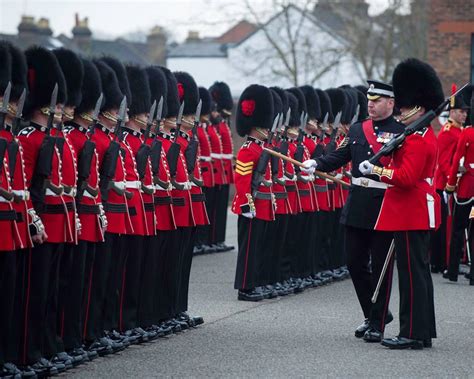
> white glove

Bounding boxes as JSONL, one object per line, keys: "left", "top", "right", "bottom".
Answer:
{"left": 242, "top": 211, "right": 256, "bottom": 219}
{"left": 75, "top": 213, "right": 82, "bottom": 235}
{"left": 358, "top": 160, "right": 374, "bottom": 175}
{"left": 301, "top": 159, "right": 317, "bottom": 174}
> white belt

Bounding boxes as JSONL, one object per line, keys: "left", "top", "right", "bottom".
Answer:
{"left": 83, "top": 190, "right": 96, "bottom": 199}
{"left": 352, "top": 177, "right": 389, "bottom": 189}
{"left": 45, "top": 188, "right": 62, "bottom": 197}
{"left": 142, "top": 184, "right": 155, "bottom": 191}
{"left": 211, "top": 153, "right": 222, "bottom": 159}
{"left": 173, "top": 181, "right": 192, "bottom": 190}
{"left": 12, "top": 189, "right": 30, "bottom": 201}
{"left": 125, "top": 180, "right": 141, "bottom": 189}
{"left": 427, "top": 193, "right": 435, "bottom": 228}
{"left": 63, "top": 186, "right": 77, "bottom": 197}
{"left": 0, "top": 196, "right": 11, "bottom": 202}
{"left": 469, "top": 163, "right": 474, "bottom": 169}
{"left": 283, "top": 175, "right": 296, "bottom": 182}
{"left": 111, "top": 181, "right": 126, "bottom": 190}
{"left": 222, "top": 154, "right": 233, "bottom": 160}
{"left": 200, "top": 156, "right": 212, "bottom": 162}
{"left": 424, "top": 178, "right": 433, "bottom": 186}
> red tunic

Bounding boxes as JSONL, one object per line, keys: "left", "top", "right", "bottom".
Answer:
{"left": 197, "top": 124, "right": 214, "bottom": 188}
{"left": 207, "top": 124, "right": 225, "bottom": 185}
{"left": 64, "top": 124, "right": 104, "bottom": 242}
{"left": 375, "top": 126, "right": 441, "bottom": 231}
{"left": 281, "top": 139, "right": 300, "bottom": 215}
{"left": 289, "top": 141, "right": 316, "bottom": 212}
{"left": 219, "top": 121, "right": 234, "bottom": 184}
{"left": 435, "top": 120, "right": 463, "bottom": 191}
{"left": 232, "top": 137, "right": 275, "bottom": 221}
{"left": 270, "top": 141, "right": 291, "bottom": 215}
{"left": 446, "top": 125, "right": 474, "bottom": 198}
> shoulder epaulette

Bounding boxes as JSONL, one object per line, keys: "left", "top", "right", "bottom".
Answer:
{"left": 415, "top": 127, "right": 428, "bottom": 137}
{"left": 242, "top": 140, "right": 252, "bottom": 149}
{"left": 18, "top": 126, "right": 35, "bottom": 137}
{"left": 62, "top": 125, "right": 74, "bottom": 134}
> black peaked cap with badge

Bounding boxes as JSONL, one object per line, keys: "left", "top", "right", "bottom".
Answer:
{"left": 236, "top": 84, "right": 273, "bottom": 137}
{"left": 366, "top": 80, "right": 394, "bottom": 101}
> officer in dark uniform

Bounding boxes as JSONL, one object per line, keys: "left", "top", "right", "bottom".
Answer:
{"left": 303, "top": 80, "right": 403, "bottom": 342}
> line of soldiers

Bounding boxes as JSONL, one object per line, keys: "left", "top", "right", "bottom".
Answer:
{"left": 0, "top": 41, "right": 236, "bottom": 378}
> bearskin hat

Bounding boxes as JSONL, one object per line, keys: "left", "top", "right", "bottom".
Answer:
{"left": 270, "top": 87, "right": 289, "bottom": 116}
{"left": 173, "top": 71, "right": 199, "bottom": 116}
{"left": 209, "top": 81, "right": 233, "bottom": 114}
{"left": 236, "top": 84, "right": 273, "bottom": 137}
{"left": 145, "top": 66, "right": 167, "bottom": 119}
{"left": 355, "top": 88, "right": 369, "bottom": 122}
{"left": 299, "top": 85, "right": 320, "bottom": 121}
{"left": 355, "top": 85, "right": 368, "bottom": 95}
{"left": 392, "top": 58, "right": 444, "bottom": 112}
{"left": 315, "top": 88, "right": 333, "bottom": 123}
{"left": 7, "top": 43, "right": 28, "bottom": 102}
{"left": 325, "top": 88, "right": 346, "bottom": 122}
{"left": 94, "top": 60, "right": 123, "bottom": 111}
{"left": 270, "top": 89, "right": 282, "bottom": 118}
{"left": 100, "top": 56, "right": 132, "bottom": 106}
{"left": 76, "top": 58, "right": 102, "bottom": 115}
{"left": 285, "top": 90, "right": 299, "bottom": 127}
{"left": 24, "top": 46, "right": 67, "bottom": 117}
{"left": 160, "top": 67, "right": 179, "bottom": 118}
{"left": 0, "top": 42, "right": 12, "bottom": 96}
{"left": 286, "top": 87, "right": 307, "bottom": 119}
{"left": 338, "top": 86, "right": 354, "bottom": 124}
{"left": 346, "top": 87, "right": 360, "bottom": 124}
{"left": 126, "top": 65, "right": 151, "bottom": 117}
{"left": 199, "top": 87, "right": 212, "bottom": 116}
{"left": 53, "top": 48, "right": 83, "bottom": 108}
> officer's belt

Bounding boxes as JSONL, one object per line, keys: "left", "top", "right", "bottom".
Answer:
{"left": 254, "top": 191, "right": 272, "bottom": 200}
{"left": 171, "top": 197, "right": 185, "bottom": 206}
{"left": 285, "top": 184, "right": 297, "bottom": 192}
{"left": 273, "top": 192, "right": 288, "bottom": 199}
{"left": 314, "top": 185, "right": 328, "bottom": 193}
{"left": 104, "top": 203, "right": 127, "bottom": 214}
{"left": 191, "top": 193, "right": 206, "bottom": 202}
{"left": 0, "top": 209, "right": 18, "bottom": 220}
{"left": 77, "top": 203, "right": 101, "bottom": 215}
{"left": 144, "top": 202, "right": 155, "bottom": 212}
{"left": 43, "top": 201, "right": 74, "bottom": 214}
{"left": 352, "top": 177, "right": 389, "bottom": 190}
{"left": 154, "top": 196, "right": 172, "bottom": 206}
{"left": 298, "top": 189, "right": 311, "bottom": 197}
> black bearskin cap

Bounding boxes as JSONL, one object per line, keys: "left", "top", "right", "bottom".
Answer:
{"left": 285, "top": 91, "right": 299, "bottom": 127}
{"left": 126, "top": 65, "right": 151, "bottom": 117}
{"left": 0, "top": 42, "right": 11, "bottom": 96}
{"left": 270, "top": 89, "right": 282, "bottom": 118}
{"left": 325, "top": 88, "right": 346, "bottom": 121}
{"left": 94, "top": 60, "right": 123, "bottom": 111}
{"left": 315, "top": 88, "right": 333, "bottom": 123}
{"left": 100, "top": 56, "right": 131, "bottom": 106}
{"left": 53, "top": 48, "right": 84, "bottom": 108}
{"left": 345, "top": 87, "right": 359, "bottom": 124}
{"left": 145, "top": 66, "right": 167, "bottom": 119}
{"left": 299, "top": 85, "right": 320, "bottom": 120}
{"left": 355, "top": 89, "right": 368, "bottom": 122}
{"left": 160, "top": 66, "right": 179, "bottom": 118}
{"left": 7, "top": 43, "right": 28, "bottom": 101}
{"left": 236, "top": 84, "right": 273, "bottom": 137}
{"left": 24, "top": 46, "right": 67, "bottom": 116}
{"left": 199, "top": 87, "right": 212, "bottom": 116}
{"left": 355, "top": 85, "right": 368, "bottom": 95}
{"left": 338, "top": 86, "right": 353, "bottom": 124}
{"left": 392, "top": 58, "right": 444, "bottom": 112}
{"left": 76, "top": 58, "right": 102, "bottom": 115}
{"left": 286, "top": 87, "right": 307, "bottom": 118}
{"left": 270, "top": 87, "right": 289, "bottom": 115}
{"left": 209, "top": 81, "right": 233, "bottom": 113}
{"left": 173, "top": 71, "right": 199, "bottom": 116}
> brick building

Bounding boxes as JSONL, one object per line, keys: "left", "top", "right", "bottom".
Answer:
{"left": 428, "top": 0, "right": 474, "bottom": 91}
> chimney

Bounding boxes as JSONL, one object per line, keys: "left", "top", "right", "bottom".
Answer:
{"left": 72, "top": 13, "right": 92, "bottom": 51}
{"left": 146, "top": 26, "right": 167, "bottom": 66}
{"left": 37, "top": 17, "right": 53, "bottom": 36}
{"left": 186, "top": 30, "right": 200, "bottom": 42}
{"left": 18, "top": 15, "right": 38, "bottom": 36}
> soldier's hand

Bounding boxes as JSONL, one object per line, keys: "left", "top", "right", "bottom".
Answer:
{"left": 242, "top": 211, "right": 256, "bottom": 219}
{"left": 358, "top": 160, "right": 374, "bottom": 175}
{"left": 301, "top": 159, "right": 317, "bottom": 174}
{"left": 32, "top": 231, "right": 48, "bottom": 244}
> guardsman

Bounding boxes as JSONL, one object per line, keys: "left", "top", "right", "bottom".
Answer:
{"left": 209, "top": 81, "right": 234, "bottom": 253}
{"left": 358, "top": 58, "right": 443, "bottom": 349}
{"left": 61, "top": 57, "right": 105, "bottom": 362}
{"left": 444, "top": 88, "right": 473, "bottom": 284}
{"left": 304, "top": 80, "right": 403, "bottom": 342}
{"left": 233, "top": 84, "right": 275, "bottom": 301}
{"left": 432, "top": 85, "right": 469, "bottom": 273}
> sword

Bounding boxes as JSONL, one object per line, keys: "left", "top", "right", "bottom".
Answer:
{"left": 371, "top": 239, "right": 395, "bottom": 304}
{"left": 0, "top": 82, "right": 12, "bottom": 130}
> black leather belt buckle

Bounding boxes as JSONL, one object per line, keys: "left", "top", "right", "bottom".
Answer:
{"left": 191, "top": 193, "right": 206, "bottom": 202}
{"left": 104, "top": 203, "right": 127, "bottom": 214}
{"left": 171, "top": 197, "right": 185, "bottom": 206}
{"left": 0, "top": 210, "right": 18, "bottom": 221}
{"left": 77, "top": 204, "right": 100, "bottom": 215}
{"left": 298, "top": 189, "right": 310, "bottom": 197}
{"left": 154, "top": 196, "right": 172, "bottom": 206}
{"left": 144, "top": 202, "right": 155, "bottom": 212}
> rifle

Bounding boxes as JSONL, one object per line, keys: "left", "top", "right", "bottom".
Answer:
{"left": 167, "top": 102, "right": 186, "bottom": 190}
{"left": 76, "top": 94, "right": 103, "bottom": 202}
{"left": 184, "top": 99, "right": 203, "bottom": 186}
{"left": 368, "top": 82, "right": 469, "bottom": 165}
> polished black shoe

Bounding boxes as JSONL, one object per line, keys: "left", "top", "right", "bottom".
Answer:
{"left": 363, "top": 328, "right": 383, "bottom": 342}
{"left": 67, "top": 348, "right": 88, "bottom": 366}
{"left": 86, "top": 339, "right": 113, "bottom": 356}
{"left": 106, "top": 330, "right": 132, "bottom": 347}
{"left": 203, "top": 244, "right": 218, "bottom": 254}
{"left": 465, "top": 272, "right": 473, "bottom": 280}
{"left": 215, "top": 242, "right": 234, "bottom": 252}
{"left": 193, "top": 245, "right": 204, "bottom": 255}
{"left": 381, "top": 336, "right": 424, "bottom": 350}
{"left": 28, "top": 359, "right": 55, "bottom": 377}
{"left": 12, "top": 364, "right": 36, "bottom": 379}
{"left": 1, "top": 363, "right": 22, "bottom": 379}
{"left": 264, "top": 285, "right": 279, "bottom": 299}
{"left": 51, "top": 352, "right": 73, "bottom": 370}
{"left": 355, "top": 319, "right": 370, "bottom": 338}
{"left": 99, "top": 336, "right": 126, "bottom": 352}
{"left": 179, "top": 312, "right": 204, "bottom": 327}
{"left": 238, "top": 288, "right": 264, "bottom": 301}
{"left": 442, "top": 271, "right": 458, "bottom": 282}
{"left": 423, "top": 338, "right": 432, "bottom": 348}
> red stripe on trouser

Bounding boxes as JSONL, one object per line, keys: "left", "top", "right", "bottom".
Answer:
{"left": 22, "top": 249, "right": 32, "bottom": 364}
{"left": 83, "top": 266, "right": 94, "bottom": 339}
{"left": 380, "top": 253, "right": 394, "bottom": 332}
{"left": 405, "top": 232, "right": 414, "bottom": 338}
{"left": 119, "top": 267, "right": 127, "bottom": 331}
{"left": 242, "top": 219, "right": 253, "bottom": 288}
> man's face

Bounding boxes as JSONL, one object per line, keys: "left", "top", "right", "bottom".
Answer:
{"left": 368, "top": 97, "right": 394, "bottom": 121}
{"left": 449, "top": 109, "right": 467, "bottom": 125}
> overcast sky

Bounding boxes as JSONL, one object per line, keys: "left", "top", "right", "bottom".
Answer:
{"left": 0, "top": 0, "right": 393, "bottom": 42}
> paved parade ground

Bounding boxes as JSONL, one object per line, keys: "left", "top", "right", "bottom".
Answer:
{"left": 70, "top": 213, "right": 473, "bottom": 378}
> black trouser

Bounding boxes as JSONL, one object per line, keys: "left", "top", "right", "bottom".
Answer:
{"left": 311, "top": 212, "right": 322, "bottom": 275}
{"left": 137, "top": 235, "right": 158, "bottom": 328}
{"left": 448, "top": 199, "right": 472, "bottom": 277}
{"left": 234, "top": 216, "right": 268, "bottom": 290}
{"left": 295, "top": 212, "right": 315, "bottom": 279}
{"left": 318, "top": 210, "right": 333, "bottom": 272}
{"left": 431, "top": 189, "right": 448, "bottom": 271}
{"left": 176, "top": 227, "right": 196, "bottom": 314}
{"left": 58, "top": 241, "right": 91, "bottom": 352}
{"left": 345, "top": 226, "right": 394, "bottom": 332}
{"left": 329, "top": 208, "right": 342, "bottom": 269}
{"left": 0, "top": 250, "right": 16, "bottom": 365}
{"left": 214, "top": 184, "right": 229, "bottom": 244}
{"left": 394, "top": 231, "right": 436, "bottom": 340}
{"left": 262, "top": 214, "right": 289, "bottom": 285}
{"left": 20, "top": 242, "right": 62, "bottom": 365}
{"left": 280, "top": 214, "right": 297, "bottom": 282}
{"left": 196, "top": 186, "right": 214, "bottom": 247}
